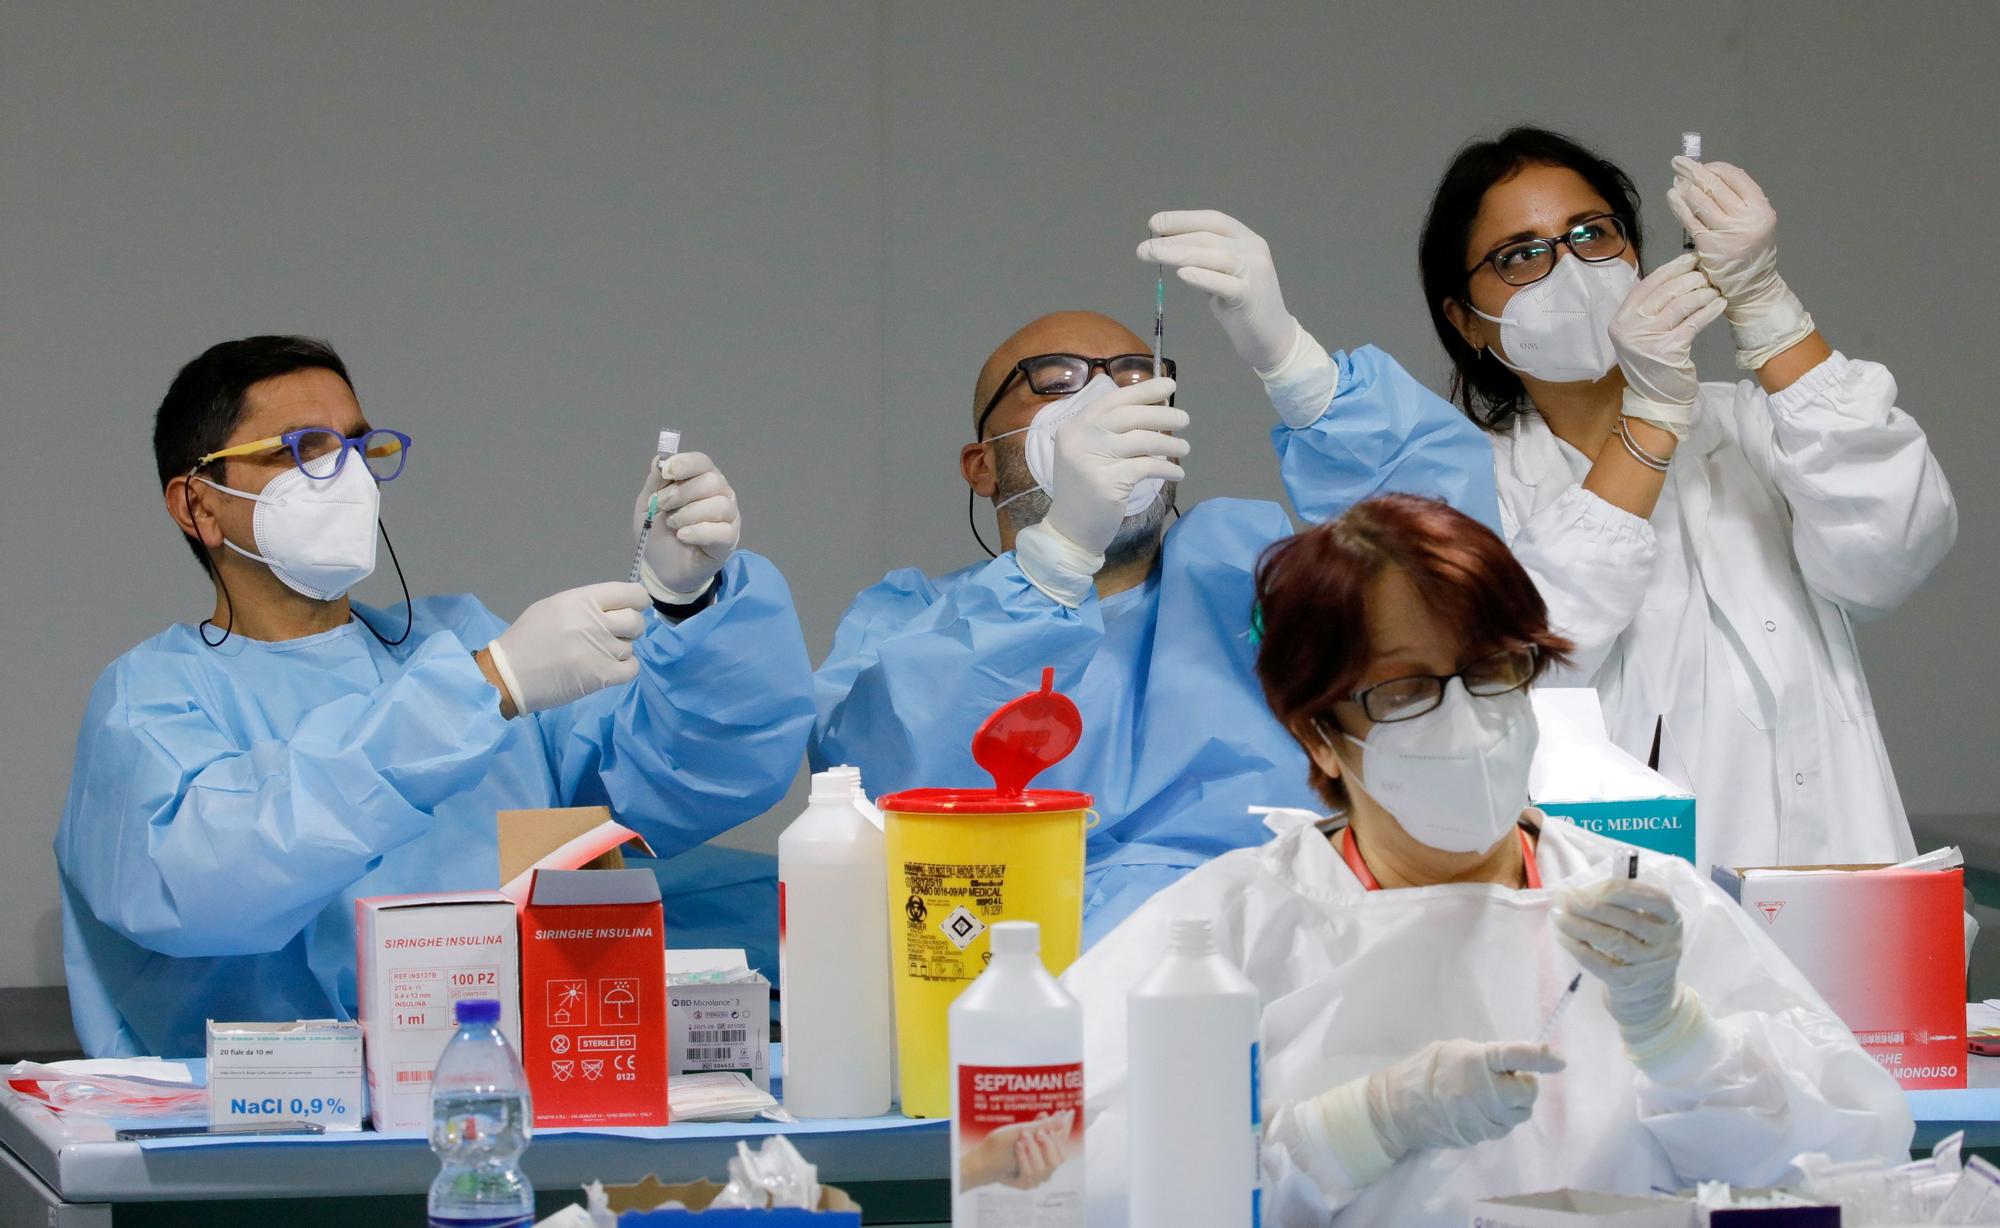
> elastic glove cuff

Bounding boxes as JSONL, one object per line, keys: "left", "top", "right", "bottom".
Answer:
{"left": 1731, "top": 281, "right": 1816, "bottom": 370}
{"left": 1312, "top": 1076, "right": 1399, "bottom": 1187}
{"left": 1013, "top": 522, "right": 1103, "bottom": 609}
{"left": 1621, "top": 985, "right": 1719, "bottom": 1078}
{"left": 1258, "top": 322, "right": 1340, "bottom": 429}
{"left": 1619, "top": 388, "right": 1694, "bottom": 442}
{"left": 638, "top": 556, "right": 716, "bottom": 607}
{"left": 483, "top": 639, "right": 528, "bottom": 717}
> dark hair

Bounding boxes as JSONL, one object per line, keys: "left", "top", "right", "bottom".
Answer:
{"left": 153, "top": 335, "right": 353, "bottom": 572}
{"left": 1253, "top": 494, "right": 1573, "bottom": 812}
{"left": 1418, "top": 126, "right": 1643, "bottom": 432}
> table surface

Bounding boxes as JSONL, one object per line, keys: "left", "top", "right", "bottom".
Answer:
{"left": 10, "top": 1050, "right": 2000, "bottom": 1205}
{"left": 2, "top": 1047, "right": 945, "bottom": 1205}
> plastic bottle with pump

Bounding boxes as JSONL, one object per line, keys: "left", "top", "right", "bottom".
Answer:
{"left": 428, "top": 999, "right": 534, "bottom": 1227}
{"left": 1128, "top": 917, "right": 1261, "bottom": 1228}
{"left": 949, "top": 920, "right": 1085, "bottom": 1226}
{"left": 777, "top": 768, "right": 893, "bottom": 1118}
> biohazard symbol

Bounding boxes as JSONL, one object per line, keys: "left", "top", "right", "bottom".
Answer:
{"left": 905, "top": 894, "right": 928, "bottom": 925}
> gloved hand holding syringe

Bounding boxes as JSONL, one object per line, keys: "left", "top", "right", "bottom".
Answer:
{"left": 628, "top": 431, "right": 744, "bottom": 604}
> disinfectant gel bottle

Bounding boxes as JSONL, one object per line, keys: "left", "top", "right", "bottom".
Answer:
{"left": 949, "top": 920, "right": 1084, "bottom": 1227}
{"left": 778, "top": 768, "right": 893, "bottom": 1118}
{"left": 1128, "top": 917, "right": 1261, "bottom": 1227}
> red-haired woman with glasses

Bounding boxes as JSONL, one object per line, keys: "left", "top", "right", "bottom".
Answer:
{"left": 1060, "top": 495, "right": 1908, "bottom": 1228}
{"left": 1141, "top": 128, "right": 1956, "bottom": 876}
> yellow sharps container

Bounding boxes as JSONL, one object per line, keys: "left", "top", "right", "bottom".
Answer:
{"left": 878, "top": 668, "right": 1090, "bottom": 1118}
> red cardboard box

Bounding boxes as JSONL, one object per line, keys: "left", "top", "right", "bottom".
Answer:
{"left": 1713, "top": 861, "right": 1966, "bottom": 1089}
{"left": 520, "top": 867, "right": 669, "bottom": 1126}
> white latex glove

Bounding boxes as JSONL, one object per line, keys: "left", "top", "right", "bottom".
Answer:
{"left": 485, "top": 582, "right": 650, "bottom": 714}
{"left": 1139, "top": 211, "right": 1338, "bottom": 427}
{"left": 1554, "top": 877, "right": 1688, "bottom": 1054}
{"left": 632, "top": 451, "right": 740, "bottom": 604}
{"left": 1365, "top": 1039, "right": 1565, "bottom": 1157}
{"left": 1606, "top": 252, "right": 1727, "bottom": 440}
{"left": 1043, "top": 376, "right": 1188, "bottom": 557}
{"left": 1667, "top": 158, "right": 1815, "bottom": 369}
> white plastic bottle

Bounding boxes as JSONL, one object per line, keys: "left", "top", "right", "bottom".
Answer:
{"left": 1128, "top": 918, "right": 1261, "bottom": 1228}
{"left": 949, "top": 921, "right": 1084, "bottom": 1227}
{"left": 777, "top": 768, "right": 893, "bottom": 1118}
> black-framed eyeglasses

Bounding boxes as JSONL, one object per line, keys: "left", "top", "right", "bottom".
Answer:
{"left": 975, "top": 353, "right": 1178, "bottom": 441}
{"left": 1466, "top": 214, "right": 1629, "bottom": 288}
{"left": 1340, "top": 646, "right": 1539, "bottom": 725}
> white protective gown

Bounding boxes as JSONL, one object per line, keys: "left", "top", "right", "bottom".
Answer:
{"left": 1494, "top": 355, "right": 1955, "bottom": 869}
{"left": 1062, "top": 815, "right": 1912, "bottom": 1228}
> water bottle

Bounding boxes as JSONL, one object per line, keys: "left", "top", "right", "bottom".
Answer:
{"left": 428, "top": 999, "right": 534, "bottom": 1227}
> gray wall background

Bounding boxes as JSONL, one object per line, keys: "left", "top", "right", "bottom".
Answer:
{"left": 4, "top": 1, "right": 1994, "bottom": 989}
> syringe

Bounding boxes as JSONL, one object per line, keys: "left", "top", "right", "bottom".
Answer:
{"left": 628, "top": 429, "right": 683, "bottom": 584}
{"left": 1679, "top": 132, "right": 1702, "bottom": 252}
{"left": 1536, "top": 972, "right": 1583, "bottom": 1046}
{"left": 1152, "top": 266, "right": 1166, "bottom": 379}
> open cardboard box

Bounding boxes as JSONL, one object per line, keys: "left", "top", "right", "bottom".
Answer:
{"left": 1530, "top": 690, "right": 1696, "bottom": 865}
{"left": 357, "top": 806, "right": 655, "bottom": 1131}
{"left": 1712, "top": 858, "right": 1966, "bottom": 1088}
{"left": 602, "top": 1176, "right": 861, "bottom": 1224}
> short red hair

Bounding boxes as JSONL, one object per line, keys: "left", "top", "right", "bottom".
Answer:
{"left": 1254, "top": 494, "right": 1573, "bottom": 811}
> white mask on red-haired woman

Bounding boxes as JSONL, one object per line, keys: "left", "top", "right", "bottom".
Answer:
{"left": 1335, "top": 681, "right": 1539, "bottom": 854}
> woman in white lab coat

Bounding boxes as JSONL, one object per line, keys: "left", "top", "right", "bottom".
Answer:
{"left": 1142, "top": 128, "right": 1956, "bottom": 872}
{"left": 1061, "top": 496, "right": 1911, "bottom": 1228}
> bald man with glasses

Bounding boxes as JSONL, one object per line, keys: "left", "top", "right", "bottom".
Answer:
{"left": 813, "top": 302, "right": 1500, "bottom": 943}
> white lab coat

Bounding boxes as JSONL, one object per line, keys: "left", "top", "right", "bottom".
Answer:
{"left": 1497, "top": 354, "right": 1955, "bottom": 870}
{"left": 1062, "top": 816, "right": 1912, "bottom": 1228}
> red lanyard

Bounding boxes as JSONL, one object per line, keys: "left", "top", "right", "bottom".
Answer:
{"left": 1339, "top": 825, "right": 1542, "bottom": 891}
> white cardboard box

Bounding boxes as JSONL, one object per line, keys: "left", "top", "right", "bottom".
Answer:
{"left": 666, "top": 949, "right": 772, "bottom": 1092}
{"left": 206, "top": 1019, "right": 364, "bottom": 1132}
{"left": 354, "top": 891, "right": 521, "bottom": 1133}
{"left": 1530, "top": 689, "right": 1696, "bottom": 865}
{"left": 1469, "top": 1189, "right": 1694, "bottom": 1228}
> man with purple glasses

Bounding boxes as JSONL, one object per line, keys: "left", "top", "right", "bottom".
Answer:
{"left": 56, "top": 335, "right": 813, "bottom": 1056}
{"left": 813, "top": 302, "right": 1500, "bottom": 943}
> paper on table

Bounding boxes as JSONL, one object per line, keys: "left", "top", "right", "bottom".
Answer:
{"left": 6, "top": 1058, "right": 205, "bottom": 1117}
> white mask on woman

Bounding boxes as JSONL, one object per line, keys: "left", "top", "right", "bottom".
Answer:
{"left": 1468, "top": 255, "right": 1637, "bottom": 384}
{"left": 1332, "top": 681, "right": 1539, "bottom": 854}
{"left": 197, "top": 460, "right": 381, "bottom": 601}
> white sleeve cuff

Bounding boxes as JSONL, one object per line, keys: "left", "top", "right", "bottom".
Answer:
{"left": 483, "top": 639, "right": 526, "bottom": 717}
{"left": 1013, "top": 523, "right": 1102, "bottom": 609}
{"left": 1624, "top": 986, "right": 1725, "bottom": 1083}
{"left": 1311, "top": 1076, "right": 1398, "bottom": 1188}
{"left": 1259, "top": 322, "right": 1341, "bottom": 429}
{"left": 638, "top": 558, "right": 717, "bottom": 607}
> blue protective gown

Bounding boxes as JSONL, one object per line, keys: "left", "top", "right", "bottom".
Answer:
{"left": 813, "top": 346, "right": 1499, "bottom": 943}
{"left": 56, "top": 552, "right": 814, "bottom": 1057}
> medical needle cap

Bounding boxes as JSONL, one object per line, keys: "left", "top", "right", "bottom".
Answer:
{"left": 455, "top": 999, "right": 502, "bottom": 1025}
{"left": 971, "top": 667, "right": 1084, "bottom": 798}
{"left": 990, "top": 920, "right": 1041, "bottom": 957}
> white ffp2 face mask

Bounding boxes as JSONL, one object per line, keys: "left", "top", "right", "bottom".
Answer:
{"left": 1335, "top": 682, "right": 1539, "bottom": 855}
{"left": 197, "top": 460, "right": 381, "bottom": 601}
{"left": 990, "top": 373, "right": 1165, "bottom": 518}
{"left": 1469, "top": 255, "right": 1638, "bottom": 384}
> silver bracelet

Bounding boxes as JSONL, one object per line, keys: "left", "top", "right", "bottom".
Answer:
{"left": 1617, "top": 417, "right": 1672, "bottom": 473}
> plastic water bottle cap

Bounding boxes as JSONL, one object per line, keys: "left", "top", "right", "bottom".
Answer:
{"left": 1168, "top": 917, "right": 1216, "bottom": 956}
{"left": 454, "top": 999, "right": 502, "bottom": 1026}
{"left": 989, "top": 920, "right": 1041, "bottom": 957}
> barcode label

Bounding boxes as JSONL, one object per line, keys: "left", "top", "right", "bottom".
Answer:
{"left": 688, "top": 1028, "right": 747, "bottom": 1044}
{"left": 685, "top": 1046, "right": 736, "bottom": 1062}
{"left": 397, "top": 1070, "right": 432, "bottom": 1085}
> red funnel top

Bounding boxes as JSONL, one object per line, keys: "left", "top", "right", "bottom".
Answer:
{"left": 971, "top": 667, "right": 1083, "bottom": 798}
